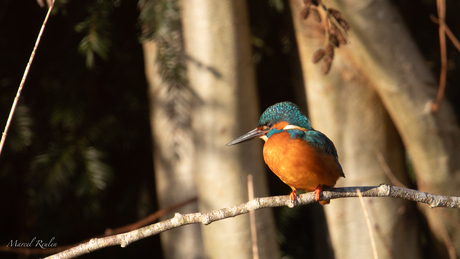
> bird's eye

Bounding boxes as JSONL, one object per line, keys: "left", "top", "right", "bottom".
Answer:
{"left": 260, "top": 123, "right": 273, "bottom": 131}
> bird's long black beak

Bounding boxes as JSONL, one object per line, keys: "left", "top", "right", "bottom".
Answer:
{"left": 226, "top": 128, "right": 265, "bottom": 146}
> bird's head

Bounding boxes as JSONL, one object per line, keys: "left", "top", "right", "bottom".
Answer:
{"left": 226, "top": 101, "right": 312, "bottom": 146}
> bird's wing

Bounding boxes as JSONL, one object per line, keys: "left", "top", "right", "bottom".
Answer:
{"left": 302, "top": 130, "right": 345, "bottom": 177}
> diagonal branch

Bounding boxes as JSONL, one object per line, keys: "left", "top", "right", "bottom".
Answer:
{"left": 430, "top": 15, "right": 460, "bottom": 52}
{"left": 0, "top": 1, "right": 55, "bottom": 156}
{"left": 357, "top": 189, "right": 379, "bottom": 259}
{"left": 432, "top": 0, "right": 447, "bottom": 112}
{"left": 43, "top": 184, "right": 460, "bottom": 259}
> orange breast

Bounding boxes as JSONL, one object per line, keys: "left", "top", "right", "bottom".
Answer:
{"left": 263, "top": 131, "right": 342, "bottom": 192}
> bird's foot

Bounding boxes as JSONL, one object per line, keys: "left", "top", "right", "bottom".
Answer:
{"left": 314, "top": 185, "right": 323, "bottom": 201}
{"left": 289, "top": 189, "right": 297, "bottom": 201}
{"left": 288, "top": 189, "right": 298, "bottom": 208}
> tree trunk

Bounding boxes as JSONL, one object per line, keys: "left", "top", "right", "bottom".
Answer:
{"left": 289, "top": 0, "right": 423, "bottom": 258}
{"left": 181, "top": 0, "right": 279, "bottom": 258}
{"left": 330, "top": 1, "right": 460, "bottom": 257}
{"left": 143, "top": 39, "right": 205, "bottom": 258}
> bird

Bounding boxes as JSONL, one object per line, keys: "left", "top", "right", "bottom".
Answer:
{"left": 226, "top": 101, "right": 345, "bottom": 204}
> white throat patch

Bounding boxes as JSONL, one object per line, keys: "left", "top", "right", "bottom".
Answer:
{"left": 283, "top": 125, "right": 308, "bottom": 131}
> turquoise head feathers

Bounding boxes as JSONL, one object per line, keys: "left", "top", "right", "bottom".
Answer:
{"left": 258, "top": 101, "right": 313, "bottom": 130}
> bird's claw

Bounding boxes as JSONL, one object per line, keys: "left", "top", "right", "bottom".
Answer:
{"left": 289, "top": 190, "right": 297, "bottom": 201}
{"left": 314, "top": 185, "right": 323, "bottom": 201}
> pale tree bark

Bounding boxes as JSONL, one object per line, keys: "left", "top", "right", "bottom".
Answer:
{"left": 328, "top": 1, "right": 460, "bottom": 257}
{"left": 142, "top": 16, "right": 205, "bottom": 258}
{"left": 290, "top": 0, "right": 423, "bottom": 258}
{"left": 323, "top": 1, "right": 460, "bottom": 258}
{"left": 181, "top": 0, "right": 279, "bottom": 258}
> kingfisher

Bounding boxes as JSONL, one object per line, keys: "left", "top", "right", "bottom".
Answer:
{"left": 226, "top": 101, "right": 345, "bottom": 204}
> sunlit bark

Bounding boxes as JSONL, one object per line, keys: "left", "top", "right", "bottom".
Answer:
{"left": 181, "top": 0, "right": 279, "bottom": 258}
{"left": 290, "top": 0, "right": 426, "bottom": 257}
{"left": 143, "top": 39, "right": 205, "bottom": 258}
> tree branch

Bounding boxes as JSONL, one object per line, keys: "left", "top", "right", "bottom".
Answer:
{"left": 44, "top": 184, "right": 460, "bottom": 259}
{"left": 432, "top": 0, "right": 447, "bottom": 112}
{"left": 0, "top": 0, "right": 55, "bottom": 156}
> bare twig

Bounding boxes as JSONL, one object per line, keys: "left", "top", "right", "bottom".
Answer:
{"left": 367, "top": 200, "right": 394, "bottom": 258}
{"left": 0, "top": 0, "right": 55, "bottom": 157}
{"left": 357, "top": 189, "right": 379, "bottom": 259}
{"left": 247, "top": 174, "right": 259, "bottom": 259}
{"left": 432, "top": 0, "right": 447, "bottom": 112}
{"left": 430, "top": 15, "right": 460, "bottom": 52}
{"left": 40, "top": 184, "right": 460, "bottom": 259}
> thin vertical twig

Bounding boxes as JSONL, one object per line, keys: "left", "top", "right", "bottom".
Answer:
{"left": 0, "top": 0, "right": 55, "bottom": 156}
{"left": 430, "top": 15, "right": 460, "bottom": 52}
{"left": 432, "top": 0, "right": 447, "bottom": 112}
{"left": 367, "top": 200, "right": 394, "bottom": 258}
{"left": 357, "top": 189, "right": 379, "bottom": 259}
{"left": 247, "top": 174, "right": 259, "bottom": 259}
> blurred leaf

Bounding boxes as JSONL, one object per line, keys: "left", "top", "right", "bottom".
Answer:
{"left": 9, "top": 102, "right": 34, "bottom": 152}
{"left": 49, "top": 101, "right": 85, "bottom": 130}
{"left": 29, "top": 144, "right": 77, "bottom": 205}
{"left": 29, "top": 140, "right": 112, "bottom": 217}
{"left": 406, "top": 153, "right": 416, "bottom": 184}
{"left": 75, "top": 0, "right": 115, "bottom": 68}
{"left": 138, "top": 0, "right": 159, "bottom": 39}
{"left": 0, "top": 0, "right": 156, "bottom": 253}
{"left": 140, "top": 0, "right": 188, "bottom": 90}
{"left": 268, "top": 0, "right": 284, "bottom": 12}
{"left": 80, "top": 145, "right": 112, "bottom": 193}
{"left": 137, "top": 182, "right": 153, "bottom": 218}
